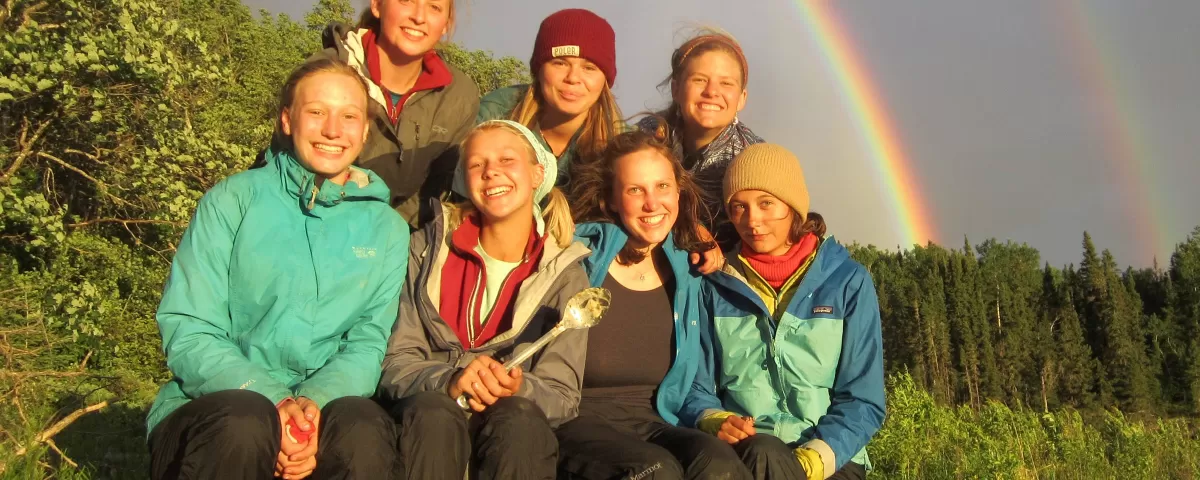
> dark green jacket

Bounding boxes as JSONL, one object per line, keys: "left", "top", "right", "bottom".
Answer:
{"left": 316, "top": 24, "right": 480, "bottom": 225}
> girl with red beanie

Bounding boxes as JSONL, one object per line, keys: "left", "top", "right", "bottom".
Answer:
{"left": 476, "top": 8, "right": 627, "bottom": 188}
{"left": 266, "top": 0, "right": 481, "bottom": 227}
{"left": 638, "top": 29, "right": 764, "bottom": 250}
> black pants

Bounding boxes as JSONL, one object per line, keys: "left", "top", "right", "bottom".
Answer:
{"left": 390, "top": 391, "right": 558, "bottom": 480}
{"left": 149, "top": 389, "right": 396, "bottom": 480}
{"left": 734, "top": 434, "right": 867, "bottom": 480}
{"left": 555, "top": 406, "right": 750, "bottom": 480}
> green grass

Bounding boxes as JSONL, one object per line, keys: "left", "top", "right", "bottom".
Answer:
{"left": 3, "top": 373, "right": 1198, "bottom": 479}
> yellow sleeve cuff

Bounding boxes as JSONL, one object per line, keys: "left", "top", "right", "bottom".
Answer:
{"left": 697, "top": 411, "right": 737, "bottom": 436}
{"left": 794, "top": 447, "right": 825, "bottom": 480}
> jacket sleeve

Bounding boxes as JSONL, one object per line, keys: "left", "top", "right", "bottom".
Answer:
{"left": 377, "top": 231, "right": 461, "bottom": 400}
{"left": 809, "top": 268, "right": 887, "bottom": 474}
{"left": 420, "top": 77, "right": 480, "bottom": 203}
{"left": 679, "top": 281, "right": 726, "bottom": 427}
{"left": 514, "top": 265, "right": 591, "bottom": 427}
{"left": 156, "top": 181, "right": 292, "bottom": 405}
{"left": 294, "top": 222, "right": 410, "bottom": 407}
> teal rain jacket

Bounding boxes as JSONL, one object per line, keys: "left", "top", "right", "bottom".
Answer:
{"left": 146, "top": 148, "right": 409, "bottom": 434}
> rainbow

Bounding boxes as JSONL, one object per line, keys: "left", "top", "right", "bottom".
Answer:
{"left": 1055, "top": 1, "right": 1169, "bottom": 264}
{"left": 790, "top": 2, "right": 938, "bottom": 248}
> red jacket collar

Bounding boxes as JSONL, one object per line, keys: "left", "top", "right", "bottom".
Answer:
{"left": 362, "top": 29, "right": 453, "bottom": 95}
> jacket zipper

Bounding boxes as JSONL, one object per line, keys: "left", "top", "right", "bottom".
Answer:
{"left": 468, "top": 251, "right": 530, "bottom": 348}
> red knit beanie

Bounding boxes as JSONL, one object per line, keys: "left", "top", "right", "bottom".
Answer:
{"left": 530, "top": 9, "right": 617, "bottom": 86}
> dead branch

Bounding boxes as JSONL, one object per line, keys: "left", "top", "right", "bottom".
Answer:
{"left": 0, "top": 119, "right": 51, "bottom": 183}
{"left": 0, "top": 370, "right": 87, "bottom": 380}
{"left": 19, "top": 1, "right": 44, "bottom": 28}
{"left": 0, "top": 0, "right": 11, "bottom": 26}
{"left": 12, "top": 401, "right": 109, "bottom": 457}
{"left": 35, "top": 152, "right": 130, "bottom": 206}
{"left": 66, "top": 218, "right": 186, "bottom": 228}
{"left": 45, "top": 439, "right": 76, "bottom": 468}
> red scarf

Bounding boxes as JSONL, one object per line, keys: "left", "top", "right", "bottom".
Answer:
{"left": 361, "top": 29, "right": 453, "bottom": 124}
{"left": 440, "top": 214, "right": 545, "bottom": 349}
{"left": 741, "top": 233, "right": 818, "bottom": 290}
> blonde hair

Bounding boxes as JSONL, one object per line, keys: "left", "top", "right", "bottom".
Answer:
{"left": 507, "top": 81, "right": 624, "bottom": 169}
{"left": 358, "top": 0, "right": 458, "bottom": 39}
{"left": 450, "top": 122, "right": 575, "bottom": 248}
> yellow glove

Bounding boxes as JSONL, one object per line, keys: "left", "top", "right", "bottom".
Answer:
{"left": 697, "top": 411, "right": 738, "bottom": 437}
{"left": 794, "top": 447, "right": 824, "bottom": 480}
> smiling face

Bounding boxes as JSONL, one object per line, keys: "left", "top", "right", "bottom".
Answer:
{"left": 537, "top": 56, "right": 607, "bottom": 122}
{"left": 371, "top": 0, "right": 452, "bottom": 59}
{"left": 461, "top": 128, "right": 544, "bottom": 224}
{"left": 281, "top": 72, "right": 369, "bottom": 181}
{"left": 610, "top": 148, "right": 680, "bottom": 251}
{"left": 673, "top": 49, "right": 747, "bottom": 135}
{"left": 728, "top": 189, "right": 797, "bottom": 256}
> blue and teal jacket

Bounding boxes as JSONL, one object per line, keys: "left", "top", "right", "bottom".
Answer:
{"left": 681, "top": 237, "right": 886, "bottom": 474}
{"left": 574, "top": 222, "right": 705, "bottom": 427}
{"left": 147, "top": 148, "right": 410, "bottom": 434}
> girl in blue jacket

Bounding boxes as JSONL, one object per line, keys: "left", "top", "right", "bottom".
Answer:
{"left": 682, "top": 144, "right": 886, "bottom": 480}
{"left": 555, "top": 130, "right": 751, "bottom": 479}
{"left": 147, "top": 58, "right": 409, "bottom": 480}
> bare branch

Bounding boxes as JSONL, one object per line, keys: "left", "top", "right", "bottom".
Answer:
{"left": 45, "top": 439, "right": 77, "bottom": 468}
{"left": 12, "top": 401, "right": 109, "bottom": 457}
{"left": 0, "top": 0, "right": 12, "bottom": 26}
{"left": 0, "top": 119, "right": 51, "bottom": 183}
{"left": 35, "top": 152, "right": 131, "bottom": 206}
{"left": 66, "top": 217, "right": 186, "bottom": 228}
{"left": 19, "top": 1, "right": 45, "bottom": 28}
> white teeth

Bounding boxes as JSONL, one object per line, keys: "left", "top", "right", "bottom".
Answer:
{"left": 699, "top": 104, "right": 722, "bottom": 111}
{"left": 485, "top": 186, "right": 511, "bottom": 197}
{"left": 402, "top": 27, "right": 426, "bottom": 37}
{"left": 640, "top": 214, "right": 666, "bottom": 225}
{"left": 314, "top": 144, "right": 344, "bottom": 153}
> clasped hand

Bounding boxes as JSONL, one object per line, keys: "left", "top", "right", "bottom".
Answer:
{"left": 274, "top": 397, "right": 319, "bottom": 479}
{"left": 448, "top": 355, "right": 524, "bottom": 412}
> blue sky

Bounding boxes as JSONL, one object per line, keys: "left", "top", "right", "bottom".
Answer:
{"left": 246, "top": 0, "right": 1200, "bottom": 268}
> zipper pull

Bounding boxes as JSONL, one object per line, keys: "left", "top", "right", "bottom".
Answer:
{"left": 308, "top": 186, "right": 318, "bottom": 210}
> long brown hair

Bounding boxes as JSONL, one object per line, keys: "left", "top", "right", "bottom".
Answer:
{"left": 789, "top": 211, "right": 827, "bottom": 242}
{"left": 272, "top": 58, "right": 371, "bottom": 149}
{"left": 448, "top": 122, "right": 575, "bottom": 248}
{"left": 570, "top": 126, "right": 716, "bottom": 264}
{"left": 644, "top": 28, "right": 749, "bottom": 142}
{"left": 507, "top": 80, "right": 625, "bottom": 166}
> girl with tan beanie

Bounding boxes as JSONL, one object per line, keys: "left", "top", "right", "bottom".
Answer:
{"left": 680, "top": 143, "right": 886, "bottom": 480}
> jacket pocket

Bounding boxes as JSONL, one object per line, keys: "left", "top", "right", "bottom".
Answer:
{"left": 776, "top": 317, "right": 844, "bottom": 388}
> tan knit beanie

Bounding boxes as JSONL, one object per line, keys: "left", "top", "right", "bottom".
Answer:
{"left": 722, "top": 143, "right": 810, "bottom": 222}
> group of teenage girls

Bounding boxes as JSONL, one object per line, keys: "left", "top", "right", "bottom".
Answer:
{"left": 145, "top": 2, "right": 885, "bottom": 480}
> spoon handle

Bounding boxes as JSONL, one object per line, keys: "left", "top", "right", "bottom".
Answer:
{"left": 503, "top": 324, "right": 568, "bottom": 370}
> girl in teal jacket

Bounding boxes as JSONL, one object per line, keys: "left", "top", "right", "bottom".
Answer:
{"left": 146, "top": 59, "right": 409, "bottom": 480}
{"left": 682, "top": 144, "right": 886, "bottom": 480}
{"left": 554, "top": 130, "right": 751, "bottom": 480}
